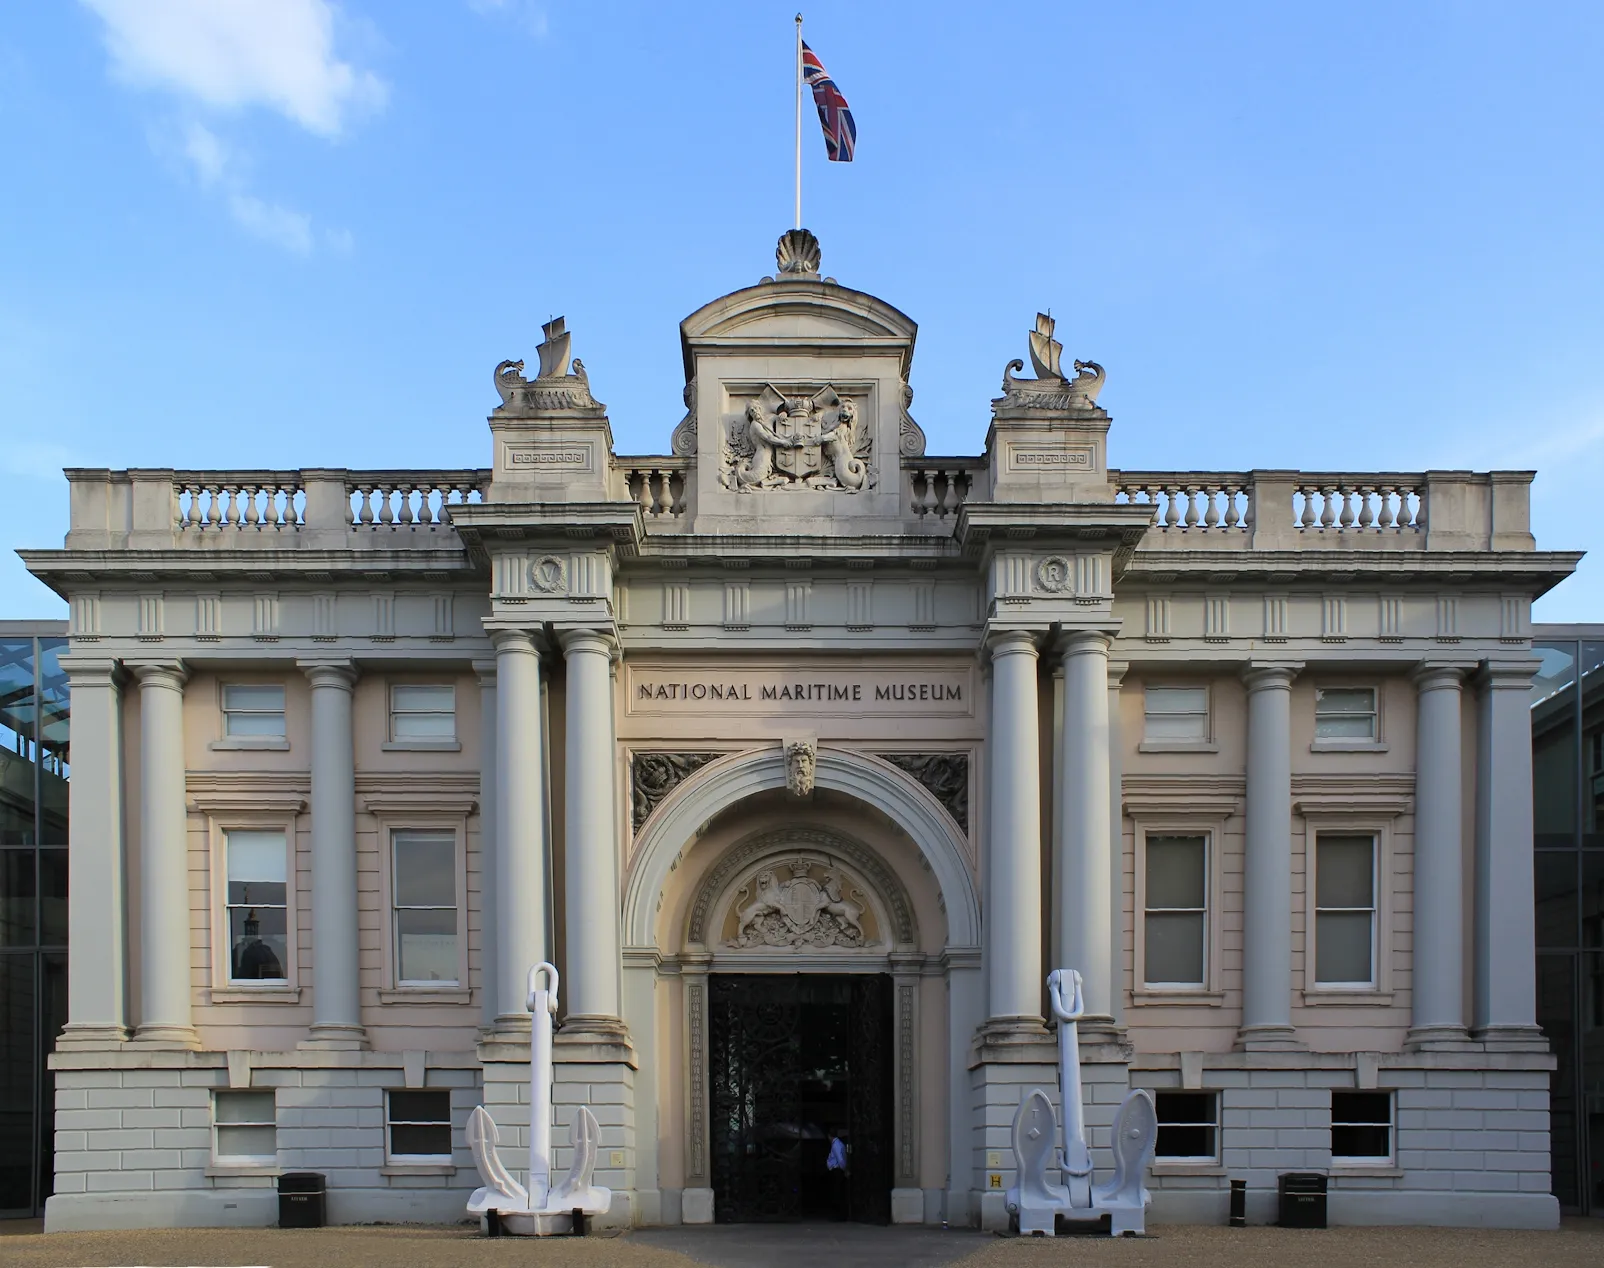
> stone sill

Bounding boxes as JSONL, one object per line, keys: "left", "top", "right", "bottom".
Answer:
{"left": 381, "top": 739, "right": 462, "bottom": 752}
{"left": 210, "top": 736, "right": 290, "bottom": 751}
{"left": 1310, "top": 740, "right": 1389, "bottom": 753}
{"left": 1130, "top": 990, "right": 1226, "bottom": 1007}
{"left": 1127, "top": 1049, "right": 1557, "bottom": 1074}
{"left": 1152, "top": 1162, "right": 1226, "bottom": 1177}
{"left": 381, "top": 1163, "right": 456, "bottom": 1177}
{"left": 1137, "top": 741, "right": 1219, "bottom": 754}
{"left": 206, "top": 1163, "right": 279, "bottom": 1177}
{"left": 1301, "top": 989, "right": 1395, "bottom": 1006}
{"left": 377, "top": 988, "right": 471, "bottom": 1005}
{"left": 209, "top": 987, "right": 302, "bottom": 1005}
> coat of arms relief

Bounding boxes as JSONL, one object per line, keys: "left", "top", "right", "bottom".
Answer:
{"left": 719, "top": 384, "right": 874, "bottom": 493}
{"left": 723, "top": 858, "right": 878, "bottom": 949}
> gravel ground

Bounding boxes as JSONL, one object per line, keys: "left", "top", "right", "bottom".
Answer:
{"left": 0, "top": 1220, "right": 1600, "bottom": 1268}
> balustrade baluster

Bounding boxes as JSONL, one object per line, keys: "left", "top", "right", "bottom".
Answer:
{"left": 378, "top": 488, "right": 395, "bottom": 525}
{"left": 1339, "top": 485, "right": 1357, "bottom": 529}
{"left": 1298, "top": 486, "right": 1316, "bottom": 528}
{"left": 358, "top": 486, "right": 376, "bottom": 526}
{"left": 921, "top": 469, "right": 938, "bottom": 517}
{"left": 242, "top": 485, "right": 259, "bottom": 528}
{"left": 1165, "top": 485, "right": 1184, "bottom": 528}
{"left": 1223, "top": 485, "right": 1241, "bottom": 529}
{"left": 264, "top": 486, "right": 281, "bottom": 528}
{"left": 397, "top": 485, "right": 416, "bottom": 525}
{"left": 1376, "top": 485, "right": 1396, "bottom": 529}
{"left": 1320, "top": 486, "right": 1339, "bottom": 529}
{"left": 1357, "top": 486, "right": 1374, "bottom": 530}
{"left": 1203, "top": 485, "right": 1221, "bottom": 529}
{"left": 223, "top": 485, "right": 242, "bottom": 527}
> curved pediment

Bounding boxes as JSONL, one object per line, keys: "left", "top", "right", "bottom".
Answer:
{"left": 679, "top": 280, "right": 917, "bottom": 378}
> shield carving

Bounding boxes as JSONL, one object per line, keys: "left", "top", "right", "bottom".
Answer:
{"left": 772, "top": 393, "right": 822, "bottom": 480}
{"left": 777, "top": 876, "right": 825, "bottom": 931}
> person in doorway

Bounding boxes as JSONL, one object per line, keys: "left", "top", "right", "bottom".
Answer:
{"left": 826, "top": 1126, "right": 849, "bottom": 1220}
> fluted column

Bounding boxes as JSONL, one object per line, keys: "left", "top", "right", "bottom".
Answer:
{"left": 474, "top": 658, "right": 499, "bottom": 1030}
{"left": 1473, "top": 658, "right": 1545, "bottom": 1049}
{"left": 57, "top": 656, "right": 128, "bottom": 1047}
{"left": 1408, "top": 662, "right": 1469, "bottom": 1049}
{"left": 985, "top": 631, "right": 1044, "bottom": 1027}
{"left": 559, "top": 628, "right": 623, "bottom": 1032}
{"left": 1057, "top": 631, "right": 1115, "bottom": 1030}
{"left": 130, "top": 661, "right": 196, "bottom": 1048}
{"left": 492, "top": 630, "right": 547, "bottom": 1030}
{"left": 1238, "top": 662, "right": 1302, "bottom": 1051}
{"left": 300, "top": 661, "right": 364, "bottom": 1048}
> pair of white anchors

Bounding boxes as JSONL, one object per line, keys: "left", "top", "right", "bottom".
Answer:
{"left": 466, "top": 963, "right": 612, "bottom": 1235}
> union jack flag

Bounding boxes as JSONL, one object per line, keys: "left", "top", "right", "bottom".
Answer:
{"left": 802, "top": 40, "right": 856, "bottom": 162}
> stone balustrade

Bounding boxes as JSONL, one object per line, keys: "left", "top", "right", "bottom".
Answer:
{"left": 614, "top": 458, "right": 690, "bottom": 521}
{"left": 1113, "top": 474, "right": 1253, "bottom": 533}
{"left": 175, "top": 474, "right": 306, "bottom": 531}
{"left": 345, "top": 472, "right": 487, "bottom": 528}
{"left": 1292, "top": 476, "right": 1425, "bottom": 533}
{"left": 907, "top": 459, "right": 987, "bottom": 522}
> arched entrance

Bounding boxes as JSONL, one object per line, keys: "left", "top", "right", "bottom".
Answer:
{"left": 620, "top": 746, "right": 983, "bottom": 1227}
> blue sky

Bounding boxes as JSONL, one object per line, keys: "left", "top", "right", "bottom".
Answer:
{"left": 2, "top": 1, "right": 1601, "bottom": 619}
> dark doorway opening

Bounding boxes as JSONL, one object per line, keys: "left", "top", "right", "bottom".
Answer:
{"left": 708, "top": 973, "right": 893, "bottom": 1223}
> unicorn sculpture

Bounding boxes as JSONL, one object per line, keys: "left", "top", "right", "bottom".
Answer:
{"left": 1006, "top": 968, "right": 1157, "bottom": 1236}
{"left": 466, "top": 962, "right": 612, "bottom": 1235}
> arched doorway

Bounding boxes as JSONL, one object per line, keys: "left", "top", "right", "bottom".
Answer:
{"left": 620, "top": 746, "right": 983, "bottom": 1227}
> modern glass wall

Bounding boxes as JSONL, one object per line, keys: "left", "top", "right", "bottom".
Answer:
{"left": 0, "top": 628, "right": 68, "bottom": 1218}
{"left": 1533, "top": 630, "right": 1604, "bottom": 1214}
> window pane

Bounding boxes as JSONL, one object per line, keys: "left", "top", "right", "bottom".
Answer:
{"left": 1146, "top": 687, "right": 1207, "bottom": 715}
{"left": 1331, "top": 1123, "right": 1390, "bottom": 1158}
{"left": 226, "top": 831, "right": 287, "bottom": 884}
{"left": 1536, "top": 851, "right": 1579, "bottom": 950}
{"left": 0, "top": 851, "right": 36, "bottom": 947}
{"left": 390, "top": 1122, "right": 451, "bottom": 1157}
{"left": 39, "top": 848, "right": 66, "bottom": 947}
{"left": 394, "top": 835, "right": 455, "bottom": 907}
{"left": 1156, "top": 1091, "right": 1215, "bottom": 1123}
{"left": 389, "top": 1090, "right": 449, "bottom": 1123}
{"left": 1146, "top": 837, "right": 1205, "bottom": 909}
{"left": 1317, "top": 836, "right": 1374, "bottom": 908}
{"left": 1317, "top": 688, "right": 1375, "bottom": 715}
{"left": 1333, "top": 1090, "right": 1391, "bottom": 1123}
{"left": 1532, "top": 642, "right": 1578, "bottom": 848}
{"left": 397, "top": 910, "right": 458, "bottom": 983}
{"left": 1143, "top": 714, "right": 1209, "bottom": 742}
{"left": 1155, "top": 1123, "right": 1215, "bottom": 1158}
{"left": 225, "top": 711, "right": 286, "bottom": 737}
{"left": 1145, "top": 912, "right": 1204, "bottom": 985}
{"left": 1315, "top": 715, "right": 1376, "bottom": 740}
{"left": 223, "top": 685, "right": 285, "bottom": 712}
{"left": 216, "top": 1124, "right": 276, "bottom": 1157}
{"left": 230, "top": 906, "right": 287, "bottom": 981}
{"left": 1316, "top": 911, "right": 1373, "bottom": 984}
{"left": 393, "top": 685, "right": 454, "bottom": 713}
{"left": 215, "top": 1091, "right": 275, "bottom": 1124}
{"left": 392, "top": 711, "right": 456, "bottom": 739}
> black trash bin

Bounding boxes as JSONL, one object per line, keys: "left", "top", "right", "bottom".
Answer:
{"left": 1277, "top": 1172, "right": 1327, "bottom": 1228}
{"left": 278, "top": 1172, "right": 327, "bottom": 1228}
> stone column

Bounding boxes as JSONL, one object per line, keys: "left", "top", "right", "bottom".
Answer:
{"left": 300, "top": 661, "right": 364, "bottom": 1048}
{"left": 492, "top": 629, "right": 547, "bottom": 1031}
{"left": 558, "top": 629, "right": 624, "bottom": 1031}
{"left": 1473, "top": 658, "right": 1545, "bottom": 1048}
{"left": 1107, "top": 659, "right": 1129, "bottom": 1029}
{"left": 1238, "top": 662, "right": 1302, "bottom": 1051}
{"left": 57, "top": 656, "right": 128, "bottom": 1047}
{"left": 986, "top": 631, "right": 1044, "bottom": 1027}
{"left": 681, "top": 951, "right": 714, "bottom": 1223}
{"left": 474, "top": 658, "right": 499, "bottom": 1031}
{"left": 1057, "top": 632, "right": 1115, "bottom": 1030}
{"left": 129, "top": 661, "right": 196, "bottom": 1048}
{"left": 1408, "top": 662, "right": 1470, "bottom": 1049}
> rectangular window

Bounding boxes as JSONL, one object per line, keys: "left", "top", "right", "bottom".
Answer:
{"left": 392, "top": 831, "right": 458, "bottom": 984}
{"left": 1154, "top": 1091, "right": 1219, "bottom": 1161}
{"left": 1331, "top": 1090, "right": 1393, "bottom": 1162}
{"left": 225, "top": 829, "right": 289, "bottom": 983}
{"left": 214, "top": 1089, "right": 276, "bottom": 1163}
{"left": 222, "top": 684, "right": 285, "bottom": 738}
{"left": 1144, "top": 835, "right": 1207, "bottom": 987}
{"left": 1315, "top": 687, "right": 1378, "bottom": 741}
{"left": 386, "top": 1090, "right": 452, "bottom": 1160}
{"left": 1315, "top": 834, "right": 1376, "bottom": 986}
{"left": 390, "top": 684, "right": 456, "bottom": 742}
{"left": 1143, "top": 686, "right": 1208, "bottom": 743}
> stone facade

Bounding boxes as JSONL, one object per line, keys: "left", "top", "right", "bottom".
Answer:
{"left": 22, "top": 230, "right": 1582, "bottom": 1231}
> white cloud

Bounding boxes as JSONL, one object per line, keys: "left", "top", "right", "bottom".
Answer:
{"left": 173, "top": 121, "right": 317, "bottom": 255}
{"left": 467, "top": 0, "right": 549, "bottom": 39}
{"left": 80, "top": 0, "right": 385, "bottom": 137}
{"left": 226, "top": 191, "right": 314, "bottom": 256}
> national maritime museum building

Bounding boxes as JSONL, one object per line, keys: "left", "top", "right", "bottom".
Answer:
{"left": 8, "top": 230, "right": 1599, "bottom": 1229}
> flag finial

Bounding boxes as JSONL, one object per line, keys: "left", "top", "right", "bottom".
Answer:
{"left": 776, "top": 228, "right": 821, "bottom": 277}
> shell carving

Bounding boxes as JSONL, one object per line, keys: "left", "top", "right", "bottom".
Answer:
{"left": 776, "top": 228, "right": 822, "bottom": 276}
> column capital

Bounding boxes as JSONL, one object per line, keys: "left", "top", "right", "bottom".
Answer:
{"left": 471, "top": 656, "right": 497, "bottom": 687}
{"left": 1474, "top": 656, "right": 1543, "bottom": 691}
{"left": 297, "top": 658, "right": 359, "bottom": 691}
{"left": 126, "top": 659, "right": 188, "bottom": 690}
{"left": 56, "top": 654, "right": 124, "bottom": 686}
{"left": 1241, "top": 661, "right": 1302, "bottom": 693}
{"left": 1107, "top": 659, "right": 1130, "bottom": 690}
{"left": 558, "top": 627, "right": 618, "bottom": 658}
{"left": 490, "top": 627, "right": 541, "bottom": 656}
{"left": 1057, "top": 630, "right": 1113, "bottom": 661}
{"left": 986, "top": 629, "right": 1040, "bottom": 660}
{"left": 1410, "top": 660, "right": 1472, "bottom": 691}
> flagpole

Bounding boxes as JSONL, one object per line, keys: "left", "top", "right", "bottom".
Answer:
{"left": 794, "top": 13, "right": 803, "bottom": 229}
